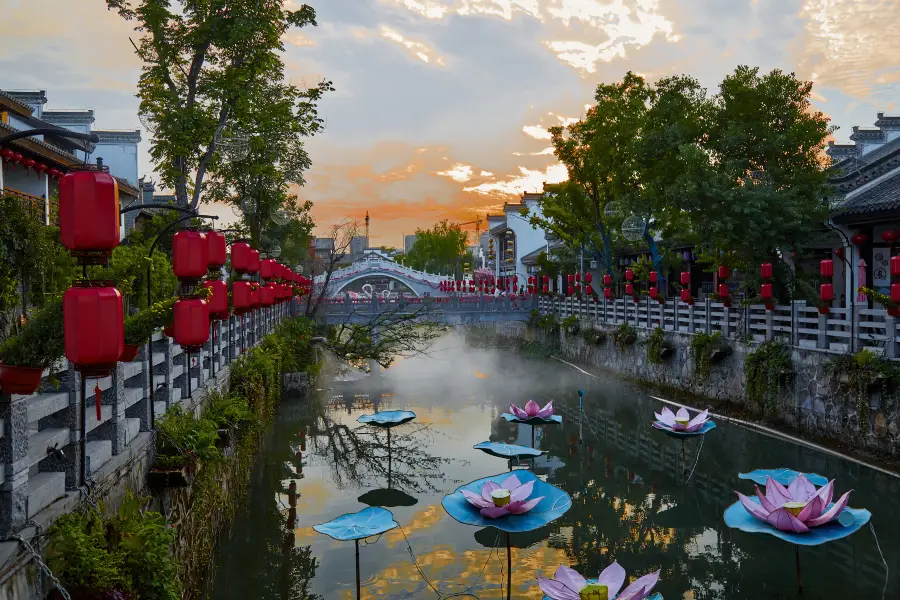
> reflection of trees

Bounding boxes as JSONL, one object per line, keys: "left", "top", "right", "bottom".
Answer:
{"left": 210, "top": 397, "right": 322, "bottom": 600}
{"left": 307, "top": 411, "right": 459, "bottom": 494}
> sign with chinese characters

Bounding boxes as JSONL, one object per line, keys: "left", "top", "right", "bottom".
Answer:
{"left": 872, "top": 246, "right": 890, "bottom": 294}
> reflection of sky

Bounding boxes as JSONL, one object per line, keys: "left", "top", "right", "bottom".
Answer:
{"left": 214, "top": 333, "right": 900, "bottom": 599}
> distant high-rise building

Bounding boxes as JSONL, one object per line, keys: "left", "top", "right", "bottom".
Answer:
{"left": 404, "top": 234, "right": 418, "bottom": 254}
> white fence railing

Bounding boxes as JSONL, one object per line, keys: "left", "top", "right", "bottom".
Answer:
{"left": 539, "top": 296, "right": 900, "bottom": 358}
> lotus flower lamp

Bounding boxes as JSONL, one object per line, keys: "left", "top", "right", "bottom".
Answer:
{"left": 473, "top": 441, "right": 545, "bottom": 470}
{"left": 501, "top": 400, "right": 562, "bottom": 448}
{"left": 651, "top": 406, "right": 716, "bottom": 477}
{"left": 538, "top": 562, "right": 662, "bottom": 600}
{"left": 443, "top": 470, "right": 571, "bottom": 600}
{"left": 724, "top": 469, "right": 871, "bottom": 593}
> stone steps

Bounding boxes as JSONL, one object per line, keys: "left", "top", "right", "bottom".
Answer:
{"left": 85, "top": 440, "right": 112, "bottom": 476}
{"left": 27, "top": 472, "right": 66, "bottom": 518}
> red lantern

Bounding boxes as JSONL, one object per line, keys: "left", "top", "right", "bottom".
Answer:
{"left": 246, "top": 249, "right": 260, "bottom": 274}
{"left": 0, "top": 149, "right": 12, "bottom": 162}
{"left": 206, "top": 230, "right": 227, "bottom": 269}
{"left": 49, "top": 168, "right": 62, "bottom": 178}
{"left": 542, "top": 285, "right": 550, "bottom": 294}
{"left": 542, "top": 275, "right": 549, "bottom": 285}
{"left": 250, "top": 284, "right": 261, "bottom": 308}
{"left": 260, "top": 258, "right": 275, "bottom": 280}
{"left": 760, "top": 263, "right": 773, "bottom": 280}
{"left": 584, "top": 272, "right": 592, "bottom": 284}
{"left": 567, "top": 285, "right": 575, "bottom": 296}
{"left": 63, "top": 283, "right": 124, "bottom": 376}
{"left": 172, "top": 230, "right": 208, "bottom": 282}
{"left": 649, "top": 286, "right": 659, "bottom": 300}
{"left": 12, "top": 152, "right": 23, "bottom": 166}
{"left": 680, "top": 271, "right": 690, "bottom": 286}
{"left": 625, "top": 270, "right": 634, "bottom": 281}
{"left": 173, "top": 298, "right": 210, "bottom": 351}
{"left": 851, "top": 233, "right": 868, "bottom": 245}
{"left": 231, "top": 241, "right": 252, "bottom": 273}
{"left": 718, "top": 283, "right": 730, "bottom": 299}
{"left": 575, "top": 273, "right": 581, "bottom": 283}
{"left": 881, "top": 230, "right": 900, "bottom": 244}
{"left": 261, "top": 285, "right": 275, "bottom": 307}
{"left": 834, "top": 247, "right": 845, "bottom": 259}
{"left": 718, "top": 265, "right": 730, "bottom": 280}
{"left": 891, "top": 283, "right": 900, "bottom": 304}
{"left": 649, "top": 272, "right": 658, "bottom": 284}
{"left": 680, "top": 289, "right": 693, "bottom": 305}
{"left": 567, "top": 274, "right": 575, "bottom": 285}
{"left": 36, "top": 162, "right": 48, "bottom": 175}
{"left": 603, "top": 274, "right": 612, "bottom": 286}
{"left": 603, "top": 288, "right": 613, "bottom": 300}
{"left": 891, "top": 256, "right": 900, "bottom": 277}
{"left": 233, "top": 281, "right": 252, "bottom": 314}
{"left": 625, "top": 283, "right": 634, "bottom": 296}
{"left": 59, "top": 167, "right": 120, "bottom": 262}
{"left": 203, "top": 280, "right": 228, "bottom": 319}
{"left": 760, "top": 283, "right": 774, "bottom": 303}
{"left": 820, "top": 259, "right": 834, "bottom": 278}
{"left": 23, "top": 158, "right": 35, "bottom": 172}
{"left": 585, "top": 284, "right": 594, "bottom": 296}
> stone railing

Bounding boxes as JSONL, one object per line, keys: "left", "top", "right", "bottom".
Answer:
{"left": 0, "top": 300, "right": 296, "bottom": 535}
{"left": 539, "top": 296, "right": 899, "bottom": 358}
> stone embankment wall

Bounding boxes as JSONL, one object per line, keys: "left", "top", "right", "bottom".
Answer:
{"left": 477, "top": 320, "right": 900, "bottom": 456}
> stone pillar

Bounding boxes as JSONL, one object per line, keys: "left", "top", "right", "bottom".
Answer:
{"left": 0, "top": 393, "right": 29, "bottom": 535}
{"left": 134, "top": 345, "right": 151, "bottom": 432}
{"left": 688, "top": 304, "right": 696, "bottom": 334}
{"left": 704, "top": 298, "right": 712, "bottom": 333}
{"left": 104, "top": 364, "right": 128, "bottom": 454}
{"left": 817, "top": 313, "right": 829, "bottom": 350}
{"left": 884, "top": 315, "right": 897, "bottom": 358}
{"left": 765, "top": 309, "right": 774, "bottom": 340}
{"left": 152, "top": 334, "right": 174, "bottom": 410}
{"left": 723, "top": 307, "right": 731, "bottom": 337}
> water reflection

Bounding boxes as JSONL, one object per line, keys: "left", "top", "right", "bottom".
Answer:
{"left": 210, "top": 334, "right": 899, "bottom": 599}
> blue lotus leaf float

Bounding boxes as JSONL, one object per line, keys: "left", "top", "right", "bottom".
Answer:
{"left": 501, "top": 413, "right": 563, "bottom": 426}
{"left": 312, "top": 507, "right": 399, "bottom": 541}
{"left": 538, "top": 562, "right": 662, "bottom": 600}
{"left": 738, "top": 468, "right": 828, "bottom": 488}
{"left": 356, "top": 410, "right": 416, "bottom": 429}
{"left": 724, "top": 497, "right": 870, "bottom": 546}
{"left": 442, "top": 470, "right": 571, "bottom": 532}
{"left": 474, "top": 441, "right": 546, "bottom": 460}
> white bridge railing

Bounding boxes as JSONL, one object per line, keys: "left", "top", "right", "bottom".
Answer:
{"left": 314, "top": 260, "right": 445, "bottom": 289}
{"left": 540, "top": 296, "right": 900, "bottom": 358}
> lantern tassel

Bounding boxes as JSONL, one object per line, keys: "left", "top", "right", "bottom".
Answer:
{"left": 94, "top": 384, "right": 102, "bottom": 421}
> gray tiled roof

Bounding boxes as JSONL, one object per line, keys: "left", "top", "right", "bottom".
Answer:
{"left": 833, "top": 173, "right": 900, "bottom": 216}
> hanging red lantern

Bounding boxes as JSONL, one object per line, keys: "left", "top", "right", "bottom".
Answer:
{"left": 35, "top": 162, "right": 48, "bottom": 176}
{"left": 542, "top": 275, "right": 549, "bottom": 285}
{"left": 567, "top": 274, "right": 575, "bottom": 285}
{"left": 625, "top": 270, "right": 634, "bottom": 281}
{"left": 680, "top": 271, "right": 690, "bottom": 286}
{"left": 59, "top": 166, "right": 120, "bottom": 263}
{"left": 233, "top": 282, "right": 252, "bottom": 314}
{"left": 575, "top": 283, "right": 581, "bottom": 293}
{"left": 891, "top": 284, "right": 900, "bottom": 304}
{"left": 891, "top": 256, "right": 900, "bottom": 277}
{"left": 881, "top": 230, "right": 900, "bottom": 244}
{"left": 649, "top": 272, "right": 658, "bottom": 284}
{"left": 603, "top": 274, "right": 612, "bottom": 286}
{"left": 12, "top": 152, "right": 23, "bottom": 166}
{"left": 0, "top": 149, "right": 12, "bottom": 162}
{"left": 262, "top": 285, "right": 276, "bottom": 307}
{"left": 231, "top": 241, "right": 252, "bottom": 273}
{"left": 718, "top": 283, "right": 730, "bottom": 299}
{"left": 585, "top": 284, "right": 594, "bottom": 296}
{"left": 850, "top": 233, "right": 868, "bottom": 245}
{"left": 760, "top": 283, "right": 774, "bottom": 306}
{"left": 206, "top": 230, "right": 227, "bottom": 269}
{"left": 250, "top": 284, "right": 261, "bottom": 308}
{"left": 625, "top": 283, "right": 634, "bottom": 296}
{"left": 246, "top": 249, "right": 260, "bottom": 274}
{"left": 575, "top": 273, "right": 581, "bottom": 283}
{"left": 260, "top": 258, "right": 275, "bottom": 280}
{"left": 604, "top": 288, "right": 613, "bottom": 300}
{"left": 172, "top": 229, "right": 208, "bottom": 282}
{"left": 63, "top": 282, "right": 124, "bottom": 377}
{"left": 718, "top": 265, "right": 730, "bottom": 280}
{"left": 23, "top": 158, "right": 35, "bottom": 173}
{"left": 760, "top": 263, "right": 773, "bottom": 280}
{"left": 49, "top": 168, "right": 62, "bottom": 179}
{"left": 567, "top": 285, "right": 575, "bottom": 296}
{"left": 173, "top": 297, "right": 210, "bottom": 351}
{"left": 584, "top": 272, "right": 592, "bottom": 284}
{"left": 834, "top": 247, "right": 845, "bottom": 260}
{"left": 649, "top": 286, "right": 659, "bottom": 300}
{"left": 680, "top": 289, "right": 693, "bottom": 305}
{"left": 820, "top": 259, "right": 834, "bottom": 279}
{"left": 542, "top": 285, "right": 550, "bottom": 294}
{"left": 202, "top": 280, "right": 228, "bottom": 319}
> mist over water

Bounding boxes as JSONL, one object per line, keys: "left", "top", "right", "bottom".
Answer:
{"left": 210, "top": 331, "right": 899, "bottom": 599}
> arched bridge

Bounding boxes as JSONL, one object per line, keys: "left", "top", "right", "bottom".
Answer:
{"left": 313, "top": 259, "right": 448, "bottom": 298}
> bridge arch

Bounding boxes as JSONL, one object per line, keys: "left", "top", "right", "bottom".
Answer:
{"left": 330, "top": 272, "right": 426, "bottom": 297}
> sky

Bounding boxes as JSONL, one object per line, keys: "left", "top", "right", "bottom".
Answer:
{"left": 2, "top": 0, "right": 900, "bottom": 247}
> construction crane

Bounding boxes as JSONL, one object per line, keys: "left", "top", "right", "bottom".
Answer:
{"left": 458, "top": 216, "right": 484, "bottom": 269}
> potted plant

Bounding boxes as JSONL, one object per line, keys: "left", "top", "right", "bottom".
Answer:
{"left": 121, "top": 298, "right": 175, "bottom": 362}
{"left": 0, "top": 299, "right": 64, "bottom": 394}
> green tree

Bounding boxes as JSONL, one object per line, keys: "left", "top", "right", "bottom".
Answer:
{"left": 107, "top": 0, "right": 330, "bottom": 209}
{"left": 404, "top": 219, "right": 469, "bottom": 276}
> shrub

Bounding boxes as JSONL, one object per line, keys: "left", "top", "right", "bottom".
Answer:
{"left": 646, "top": 327, "right": 666, "bottom": 364}
{"left": 745, "top": 340, "right": 793, "bottom": 416}
{"left": 155, "top": 405, "right": 220, "bottom": 467}
{"left": 826, "top": 349, "right": 900, "bottom": 436}
{"left": 0, "top": 297, "right": 64, "bottom": 368}
{"left": 613, "top": 323, "right": 637, "bottom": 350}
{"left": 123, "top": 298, "right": 176, "bottom": 346}
{"left": 690, "top": 331, "right": 730, "bottom": 378}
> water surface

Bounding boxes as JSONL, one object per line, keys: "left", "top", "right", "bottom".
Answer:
{"left": 211, "top": 334, "right": 899, "bottom": 599}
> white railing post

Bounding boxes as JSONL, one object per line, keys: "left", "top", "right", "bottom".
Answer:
{"left": 817, "top": 312, "right": 829, "bottom": 350}
{"left": 884, "top": 315, "right": 897, "bottom": 359}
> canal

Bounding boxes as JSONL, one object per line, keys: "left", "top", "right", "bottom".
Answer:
{"left": 210, "top": 333, "right": 898, "bottom": 599}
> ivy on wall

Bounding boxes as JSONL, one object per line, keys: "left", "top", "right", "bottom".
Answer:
{"left": 690, "top": 331, "right": 730, "bottom": 378}
{"left": 826, "top": 349, "right": 900, "bottom": 438}
{"left": 745, "top": 340, "right": 793, "bottom": 418}
{"left": 613, "top": 323, "right": 637, "bottom": 350}
{"left": 646, "top": 327, "right": 666, "bottom": 364}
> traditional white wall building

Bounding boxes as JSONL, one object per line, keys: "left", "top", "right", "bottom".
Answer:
{"left": 487, "top": 192, "right": 550, "bottom": 287}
